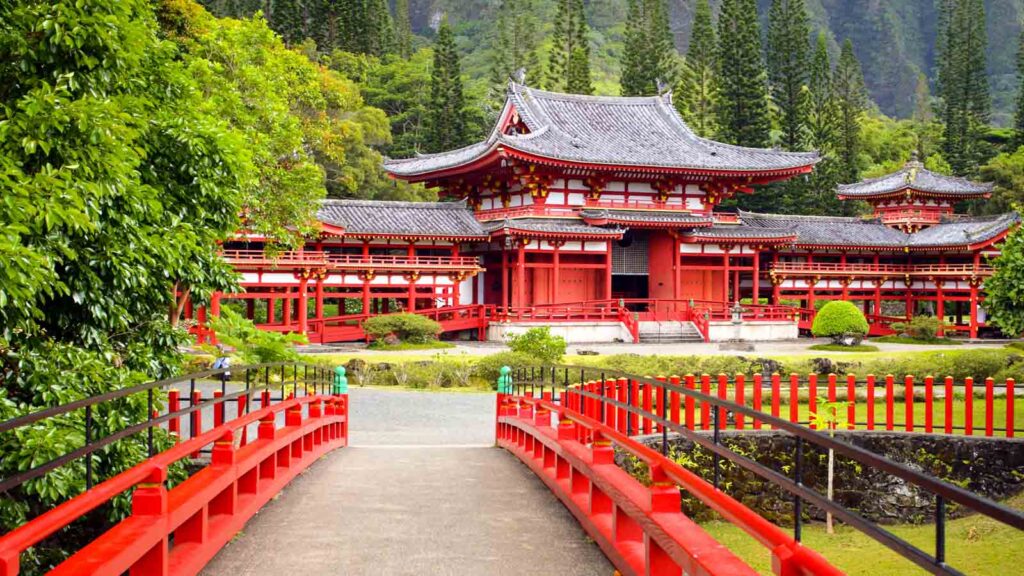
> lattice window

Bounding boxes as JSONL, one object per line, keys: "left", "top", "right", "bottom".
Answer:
{"left": 612, "top": 234, "right": 648, "bottom": 275}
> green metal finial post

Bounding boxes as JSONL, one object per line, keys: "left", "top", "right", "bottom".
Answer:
{"left": 497, "top": 365, "right": 513, "bottom": 394}
{"left": 333, "top": 366, "right": 348, "bottom": 394}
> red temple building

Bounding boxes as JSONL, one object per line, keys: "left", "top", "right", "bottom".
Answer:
{"left": 196, "top": 83, "right": 1018, "bottom": 343}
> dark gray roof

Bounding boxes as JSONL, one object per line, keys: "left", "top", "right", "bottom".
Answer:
{"left": 482, "top": 217, "right": 624, "bottom": 238}
{"left": 837, "top": 160, "right": 993, "bottom": 198}
{"left": 317, "top": 200, "right": 487, "bottom": 238}
{"left": 579, "top": 208, "right": 712, "bottom": 226}
{"left": 683, "top": 225, "right": 797, "bottom": 242}
{"left": 384, "top": 82, "right": 819, "bottom": 177}
{"left": 739, "top": 211, "right": 1019, "bottom": 249}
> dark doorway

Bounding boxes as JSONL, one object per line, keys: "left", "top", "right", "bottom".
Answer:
{"left": 612, "top": 275, "right": 649, "bottom": 300}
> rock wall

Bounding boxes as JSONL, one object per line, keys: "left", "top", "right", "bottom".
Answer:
{"left": 626, "top": 431, "right": 1024, "bottom": 525}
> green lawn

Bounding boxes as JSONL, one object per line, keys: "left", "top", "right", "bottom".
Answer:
{"left": 700, "top": 493, "right": 1024, "bottom": 575}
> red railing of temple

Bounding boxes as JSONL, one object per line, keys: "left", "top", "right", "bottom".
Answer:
{"left": 473, "top": 205, "right": 578, "bottom": 220}
{"left": 303, "top": 304, "right": 494, "bottom": 344}
{"left": 771, "top": 262, "right": 993, "bottom": 276}
{"left": 222, "top": 249, "right": 482, "bottom": 270}
{"left": 0, "top": 365, "right": 347, "bottom": 576}
{"left": 583, "top": 198, "right": 699, "bottom": 211}
{"left": 876, "top": 209, "right": 946, "bottom": 225}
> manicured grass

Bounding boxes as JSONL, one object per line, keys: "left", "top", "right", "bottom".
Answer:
{"left": 809, "top": 343, "right": 880, "bottom": 352}
{"left": 872, "top": 336, "right": 963, "bottom": 345}
{"left": 699, "top": 493, "right": 1024, "bottom": 575}
{"left": 366, "top": 340, "right": 454, "bottom": 351}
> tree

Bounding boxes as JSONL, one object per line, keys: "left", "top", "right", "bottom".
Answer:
{"left": 489, "top": 0, "right": 541, "bottom": 102}
{"left": 809, "top": 398, "right": 851, "bottom": 535}
{"left": 937, "top": 0, "right": 991, "bottom": 175}
{"left": 979, "top": 147, "right": 1024, "bottom": 215}
{"left": 833, "top": 39, "right": 868, "bottom": 185}
{"left": 270, "top": 0, "right": 305, "bottom": 45}
{"left": 767, "top": 0, "right": 811, "bottom": 151}
{"left": 805, "top": 32, "right": 843, "bottom": 215}
{"left": 394, "top": 0, "right": 414, "bottom": 58}
{"left": 985, "top": 224, "right": 1024, "bottom": 337}
{"left": 676, "top": 0, "right": 717, "bottom": 137}
{"left": 547, "top": 0, "right": 592, "bottom": 94}
{"left": 365, "top": 0, "right": 396, "bottom": 56}
{"left": 426, "top": 18, "right": 469, "bottom": 152}
{"left": 620, "top": 0, "right": 678, "bottom": 97}
{"left": 716, "top": 0, "right": 771, "bottom": 147}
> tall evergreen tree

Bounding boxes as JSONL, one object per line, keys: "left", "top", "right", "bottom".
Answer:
{"left": 1013, "top": 30, "right": 1024, "bottom": 148}
{"left": 547, "top": 0, "right": 592, "bottom": 94}
{"left": 620, "top": 0, "right": 678, "bottom": 96}
{"left": 767, "top": 0, "right": 811, "bottom": 151}
{"left": 426, "top": 18, "right": 468, "bottom": 152}
{"left": 937, "top": 0, "right": 990, "bottom": 174}
{"left": 833, "top": 39, "right": 867, "bottom": 185}
{"left": 676, "top": 0, "right": 717, "bottom": 137}
{"left": 394, "top": 0, "right": 414, "bottom": 58}
{"left": 805, "top": 32, "right": 843, "bottom": 214}
{"left": 366, "top": 0, "right": 396, "bottom": 56}
{"left": 271, "top": 0, "right": 305, "bottom": 45}
{"left": 308, "top": 0, "right": 335, "bottom": 51}
{"left": 716, "top": 0, "right": 771, "bottom": 147}
{"left": 489, "top": 0, "right": 541, "bottom": 98}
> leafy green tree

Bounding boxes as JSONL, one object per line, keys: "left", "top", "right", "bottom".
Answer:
{"left": 547, "top": 0, "right": 592, "bottom": 94}
{"left": 366, "top": 0, "right": 396, "bottom": 56}
{"left": 716, "top": 0, "right": 771, "bottom": 147}
{"left": 1014, "top": 30, "right": 1024, "bottom": 148}
{"left": 270, "top": 0, "right": 305, "bottom": 45}
{"left": 426, "top": 18, "right": 470, "bottom": 152}
{"left": 985, "top": 224, "right": 1024, "bottom": 337}
{"left": 833, "top": 39, "right": 868, "bottom": 185}
{"left": 937, "top": 0, "right": 991, "bottom": 175}
{"left": 489, "top": 0, "right": 541, "bottom": 102}
{"left": 620, "top": 0, "right": 678, "bottom": 97}
{"left": 767, "top": 0, "right": 811, "bottom": 151}
{"left": 676, "top": 0, "right": 717, "bottom": 137}
{"left": 979, "top": 147, "right": 1024, "bottom": 215}
{"left": 804, "top": 32, "right": 842, "bottom": 215}
{"left": 506, "top": 327, "right": 566, "bottom": 363}
{"left": 809, "top": 397, "right": 851, "bottom": 535}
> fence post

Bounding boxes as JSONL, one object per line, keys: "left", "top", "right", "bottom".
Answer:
{"left": 847, "top": 374, "right": 856, "bottom": 430}
{"left": 1007, "top": 378, "right": 1016, "bottom": 438}
{"left": 641, "top": 378, "right": 652, "bottom": 434}
{"left": 807, "top": 374, "right": 817, "bottom": 429}
{"left": 924, "top": 376, "right": 934, "bottom": 434}
{"left": 905, "top": 375, "right": 915, "bottom": 432}
{"left": 734, "top": 374, "right": 745, "bottom": 430}
{"left": 789, "top": 373, "right": 799, "bottom": 425}
{"left": 965, "top": 377, "right": 974, "bottom": 436}
{"left": 866, "top": 374, "right": 876, "bottom": 431}
{"left": 885, "top": 375, "right": 895, "bottom": 431}
{"left": 944, "top": 376, "right": 954, "bottom": 435}
{"left": 680, "top": 375, "right": 691, "bottom": 430}
{"left": 130, "top": 465, "right": 169, "bottom": 576}
{"left": 752, "top": 374, "right": 763, "bottom": 430}
{"left": 700, "top": 374, "right": 711, "bottom": 430}
{"left": 168, "top": 389, "right": 180, "bottom": 442}
{"left": 771, "top": 373, "right": 781, "bottom": 427}
{"left": 985, "top": 377, "right": 995, "bottom": 437}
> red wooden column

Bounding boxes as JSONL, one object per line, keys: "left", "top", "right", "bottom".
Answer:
{"left": 873, "top": 280, "right": 882, "bottom": 318}
{"left": 297, "top": 274, "right": 309, "bottom": 335}
{"left": 314, "top": 274, "right": 325, "bottom": 320}
{"left": 281, "top": 289, "right": 292, "bottom": 328}
{"left": 210, "top": 292, "right": 221, "bottom": 317}
{"left": 267, "top": 292, "right": 276, "bottom": 324}
{"left": 451, "top": 243, "right": 461, "bottom": 307}
{"left": 771, "top": 251, "right": 781, "bottom": 305}
{"left": 500, "top": 251, "right": 509, "bottom": 311}
{"left": 605, "top": 239, "right": 613, "bottom": 299}
{"left": 671, "top": 235, "right": 680, "bottom": 302}
{"left": 935, "top": 280, "right": 945, "bottom": 336}
{"left": 552, "top": 241, "right": 561, "bottom": 304}
{"left": 752, "top": 248, "right": 761, "bottom": 304}
{"left": 407, "top": 242, "right": 417, "bottom": 311}
{"left": 361, "top": 241, "right": 371, "bottom": 315}
{"left": 969, "top": 252, "right": 981, "bottom": 338}
{"left": 721, "top": 246, "right": 731, "bottom": 303}
{"left": 515, "top": 240, "right": 526, "bottom": 308}
{"left": 807, "top": 279, "right": 816, "bottom": 312}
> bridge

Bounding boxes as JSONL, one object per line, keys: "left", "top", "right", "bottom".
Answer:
{"left": 1, "top": 363, "right": 1022, "bottom": 575}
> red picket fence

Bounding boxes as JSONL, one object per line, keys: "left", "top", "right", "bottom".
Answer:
{"left": 554, "top": 373, "right": 1018, "bottom": 438}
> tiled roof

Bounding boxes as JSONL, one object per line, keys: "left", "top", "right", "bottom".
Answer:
{"left": 739, "top": 211, "right": 1019, "bottom": 249}
{"left": 482, "top": 217, "right": 625, "bottom": 238}
{"left": 579, "top": 208, "right": 713, "bottom": 227}
{"left": 837, "top": 160, "right": 993, "bottom": 199}
{"left": 683, "top": 225, "right": 797, "bottom": 242}
{"left": 317, "top": 200, "right": 487, "bottom": 238}
{"left": 384, "top": 82, "right": 819, "bottom": 177}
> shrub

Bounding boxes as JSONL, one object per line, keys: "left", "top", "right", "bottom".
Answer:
{"left": 362, "top": 313, "right": 441, "bottom": 344}
{"left": 208, "top": 308, "right": 306, "bottom": 364}
{"left": 891, "top": 316, "right": 943, "bottom": 340}
{"left": 811, "top": 301, "right": 869, "bottom": 345}
{"left": 474, "top": 351, "right": 536, "bottom": 387}
{"left": 505, "top": 327, "right": 566, "bottom": 363}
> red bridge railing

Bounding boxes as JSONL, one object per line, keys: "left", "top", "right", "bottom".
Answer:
{"left": 500, "top": 365, "right": 1024, "bottom": 576}
{"left": 0, "top": 363, "right": 347, "bottom": 576}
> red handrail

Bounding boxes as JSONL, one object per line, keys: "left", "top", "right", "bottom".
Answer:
{"left": 222, "top": 249, "right": 482, "bottom": 269}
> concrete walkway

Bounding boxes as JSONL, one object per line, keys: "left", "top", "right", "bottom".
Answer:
{"left": 201, "top": 389, "right": 613, "bottom": 575}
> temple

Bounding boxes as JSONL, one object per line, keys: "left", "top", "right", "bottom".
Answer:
{"left": 192, "top": 82, "right": 1019, "bottom": 343}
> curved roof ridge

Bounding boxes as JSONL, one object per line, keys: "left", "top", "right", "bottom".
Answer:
{"left": 739, "top": 210, "right": 875, "bottom": 224}
{"left": 320, "top": 198, "right": 472, "bottom": 210}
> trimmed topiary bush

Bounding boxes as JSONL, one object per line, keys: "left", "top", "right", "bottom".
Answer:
{"left": 362, "top": 313, "right": 442, "bottom": 344}
{"left": 891, "top": 315, "right": 943, "bottom": 341}
{"left": 811, "top": 301, "right": 869, "bottom": 345}
{"left": 506, "top": 327, "right": 566, "bottom": 364}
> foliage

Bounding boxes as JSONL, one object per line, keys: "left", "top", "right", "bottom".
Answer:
{"left": 833, "top": 39, "right": 868, "bottom": 185}
{"left": 767, "top": 0, "right": 811, "bottom": 152}
{"left": 362, "top": 313, "right": 442, "bottom": 344}
{"left": 715, "top": 0, "right": 771, "bottom": 148}
{"left": 425, "top": 19, "right": 470, "bottom": 153}
{"left": 367, "top": 340, "right": 454, "bottom": 351}
{"left": 892, "top": 316, "right": 944, "bottom": 341}
{"left": 977, "top": 146, "right": 1024, "bottom": 215}
{"left": 546, "top": 0, "right": 592, "bottom": 94}
{"left": 984, "top": 225, "right": 1024, "bottom": 337}
{"left": 366, "top": 355, "right": 481, "bottom": 389}
{"left": 808, "top": 344, "right": 880, "bottom": 352}
{"left": 803, "top": 32, "right": 843, "bottom": 215}
{"left": 937, "top": 0, "right": 991, "bottom": 175}
{"left": 473, "top": 351, "right": 537, "bottom": 386}
{"left": 872, "top": 336, "right": 962, "bottom": 346}
{"left": 207, "top": 308, "right": 306, "bottom": 364}
{"left": 489, "top": 0, "right": 542, "bottom": 105}
{"left": 505, "top": 327, "right": 567, "bottom": 364}
{"left": 620, "top": 0, "right": 677, "bottom": 97}
{"left": 811, "top": 301, "right": 870, "bottom": 343}
{"left": 675, "top": 0, "right": 717, "bottom": 138}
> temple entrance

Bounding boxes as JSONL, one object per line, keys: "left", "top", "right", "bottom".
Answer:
{"left": 611, "top": 232, "right": 649, "bottom": 300}
{"left": 612, "top": 275, "right": 648, "bottom": 300}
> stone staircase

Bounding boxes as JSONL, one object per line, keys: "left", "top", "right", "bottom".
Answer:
{"left": 637, "top": 321, "right": 704, "bottom": 343}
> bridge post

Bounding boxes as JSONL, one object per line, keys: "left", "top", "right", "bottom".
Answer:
{"left": 130, "top": 466, "right": 169, "bottom": 576}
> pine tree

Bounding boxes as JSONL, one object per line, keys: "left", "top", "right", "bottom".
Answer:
{"left": 426, "top": 18, "right": 468, "bottom": 152}
{"left": 489, "top": 0, "right": 541, "bottom": 98}
{"left": 271, "top": 0, "right": 305, "bottom": 45}
{"left": 620, "top": 0, "right": 679, "bottom": 96}
{"left": 1013, "top": 30, "right": 1024, "bottom": 148}
{"left": 767, "top": 0, "right": 811, "bottom": 151}
{"left": 805, "top": 32, "right": 842, "bottom": 214}
{"left": 912, "top": 72, "right": 935, "bottom": 158}
{"left": 716, "top": 0, "right": 771, "bottom": 147}
{"left": 547, "top": 0, "right": 592, "bottom": 94}
{"left": 833, "top": 39, "right": 867, "bottom": 185}
{"left": 366, "top": 0, "right": 396, "bottom": 56}
{"left": 938, "top": 0, "right": 990, "bottom": 174}
{"left": 337, "top": 0, "right": 368, "bottom": 53}
{"left": 394, "top": 0, "right": 414, "bottom": 58}
{"left": 676, "top": 0, "right": 717, "bottom": 137}
{"left": 308, "top": 0, "right": 336, "bottom": 52}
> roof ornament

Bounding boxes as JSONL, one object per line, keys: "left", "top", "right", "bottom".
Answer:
{"left": 512, "top": 67, "right": 527, "bottom": 85}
